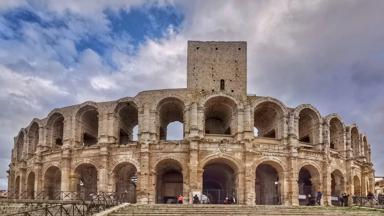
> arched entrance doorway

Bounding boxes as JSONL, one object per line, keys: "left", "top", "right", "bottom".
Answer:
{"left": 255, "top": 163, "right": 283, "bottom": 205}
{"left": 44, "top": 166, "right": 61, "bottom": 200}
{"left": 27, "top": 172, "right": 35, "bottom": 199}
{"left": 331, "top": 170, "right": 345, "bottom": 205}
{"left": 353, "top": 176, "right": 361, "bottom": 196}
{"left": 113, "top": 163, "right": 137, "bottom": 203}
{"left": 298, "top": 165, "right": 320, "bottom": 205}
{"left": 155, "top": 159, "right": 183, "bottom": 204}
{"left": 75, "top": 164, "right": 98, "bottom": 200}
{"left": 203, "top": 159, "right": 237, "bottom": 204}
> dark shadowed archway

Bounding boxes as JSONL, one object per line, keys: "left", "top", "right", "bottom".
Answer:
{"left": 255, "top": 162, "right": 283, "bottom": 205}
{"left": 203, "top": 159, "right": 238, "bottom": 204}
{"left": 44, "top": 166, "right": 61, "bottom": 200}
{"left": 113, "top": 162, "right": 137, "bottom": 203}
{"left": 155, "top": 159, "right": 183, "bottom": 204}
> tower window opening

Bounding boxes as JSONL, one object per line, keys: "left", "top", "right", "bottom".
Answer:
{"left": 220, "top": 79, "right": 225, "bottom": 90}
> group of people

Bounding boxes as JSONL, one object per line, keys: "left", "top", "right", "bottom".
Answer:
{"left": 192, "top": 194, "right": 210, "bottom": 204}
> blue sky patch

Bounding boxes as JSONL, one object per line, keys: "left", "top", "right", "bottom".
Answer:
{"left": 105, "top": 5, "right": 184, "bottom": 47}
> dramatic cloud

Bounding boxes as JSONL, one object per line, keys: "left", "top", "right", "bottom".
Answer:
{"left": 0, "top": 0, "right": 383, "bottom": 189}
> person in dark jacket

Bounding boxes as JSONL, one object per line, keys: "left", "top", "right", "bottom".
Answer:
{"left": 316, "top": 191, "right": 322, "bottom": 205}
{"left": 193, "top": 194, "right": 200, "bottom": 204}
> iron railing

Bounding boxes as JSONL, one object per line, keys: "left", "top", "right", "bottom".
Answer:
{"left": 5, "top": 191, "right": 124, "bottom": 216}
{"left": 352, "top": 196, "right": 384, "bottom": 209}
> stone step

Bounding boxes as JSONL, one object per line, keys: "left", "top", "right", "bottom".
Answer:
{"left": 107, "top": 204, "right": 384, "bottom": 216}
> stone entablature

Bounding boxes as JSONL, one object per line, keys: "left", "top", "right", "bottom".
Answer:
{"left": 8, "top": 41, "right": 375, "bottom": 206}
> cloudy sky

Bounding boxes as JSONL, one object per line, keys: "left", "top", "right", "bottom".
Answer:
{"left": 0, "top": 0, "right": 384, "bottom": 189}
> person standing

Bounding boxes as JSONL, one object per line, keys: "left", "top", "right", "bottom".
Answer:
{"left": 177, "top": 194, "right": 184, "bottom": 204}
{"left": 316, "top": 191, "right": 322, "bottom": 205}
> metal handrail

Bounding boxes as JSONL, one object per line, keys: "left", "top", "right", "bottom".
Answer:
{"left": 5, "top": 191, "right": 124, "bottom": 216}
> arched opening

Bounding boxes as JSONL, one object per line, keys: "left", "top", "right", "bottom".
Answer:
{"left": 220, "top": 79, "right": 225, "bottom": 90}
{"left": 117, "top": 102, "right": 138, "bottom": 144}
{"left": 204, "top": 96, "right": 237, "bottom": 135}
{"left": 78, "top": 106, "right": 99, "bottom": 146}
{"left": 75, "top": 164, "right": 98, "bottom": 200}
{"left": 255, "top": 163, "right": 283, "bottom": 205}
{"left": 27, "top": 172, "right": 35, "bottom": 199}
{"left": 331, "top": 170, "right": 344, "bottom": 205}
{"left": 113, "top": 163, "right": 137, "bottom": 203}
{"left": 28, "top": 123, "right": 39, "bottom": 157}
{"left": 203, "top": 160, "right": 237, "bottom": 204}
{"left": 16, "top": 133, "right": 24, "bottom": 161}
{"left": 353, "top": 176, "right": 361, "bottom": 196}
{"left": 254, "top": 102, "right": 284, "bottom": 139}
{"left": 14, "top": 176, "right": 20, "bottom": 199}
{"left": 329, "top": 118, "right": 344, "bottom": 151}
{"left": 158, "top": 98, "right": 184, "bottom": 140}
{"left": 351, "top": 127, "right": 359, "bottom": 157}
{"left": 298, "top": 165, "right": 320, "bottom": 205}
{"left": 44, "top": 166, "right": 61, "bottom": 200}
{"left": 298, "top": 108, "right": 320, "bottom": 144}
{"left": 47, "top": 113, "right": 64, "bottom": 147}
{"left": 156, "top": 159, "right": 183, "bottom": 204}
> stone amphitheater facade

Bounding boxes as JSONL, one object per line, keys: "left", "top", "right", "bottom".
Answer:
{"left": 7, "top": 41, "right": 375, "bottom": 206}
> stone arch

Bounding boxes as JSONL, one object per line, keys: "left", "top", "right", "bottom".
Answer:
{"left": 27, "top": 171, "right": 35, "bottom": 199}
{"left": 15, "top": 130, "right": 25, "bottom": 161}
{"left": 115, "top": 101, "right": 139, "bottom": 144}
{"left": 44, "top": 166, "right": 61, "bottom": 200}
{"left": 297, "top": 163, "right": 321, "bottom": 205}
{"left": 201, "top": 155, "right": 241, "bottom": 204}
{"left": 46, "top": 112, "right": 64, "bottom": 148}
{"left": 74, "top": 163, "right": 98, "bottom": 200}
{"left": 331, "top": 169, "right": 345, "bottom": 199}
{"left": 156, "top": 97, "right": 185, "bottom": 140}
{"left": 203, "top": 95, "right": 238, "bottom": 135}
{"left": 27, "top": 122, "right": 39, "bottom": 157}
{"left": 295, "top": 105, "right": 322, "bottom": 145}
{"left": 254, "top": 159, "right": 285, "bottom": 205}
{"left": 353, "top": 175, "right": 361, "bottom": 196}
{"left": 327, "top": 115, "right": 345, "bottom": 151}
{"left": 76, "top": 105, "right": 99, "bottom": 146}
{"left": 155, "top": 158, "right": 184, "bottom": 203}
{"left": 350, "top": 126, "right": 359, "bottom": 157}
{"left": 112, "top": 162, "right": 138, "bottom": 203}
{"left": 253, "top": 99, "right": 286, "bottom": 139}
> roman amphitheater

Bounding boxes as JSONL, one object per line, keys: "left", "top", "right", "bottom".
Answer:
{"left": 7, "top": 41, "right": 375, "bottom": 207}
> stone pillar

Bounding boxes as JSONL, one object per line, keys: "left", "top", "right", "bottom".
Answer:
{"left": 243, "top": 104, "right": 253, "bottom": 139}
{"left": 287, "top": 112, "right": 299, "bottom": 206}
{"left": 236, "top": 107, "right": 244, "bottom": 140}
{"left": 197, "top": 105, "right": 204, "bottom": 137}
{"left": 189, "top": 103, "right": 199, "bottom": 137}
{"left": 323, "top": 159, "right": 331, "bottom": 206}
{"left": 137, "top": 143, "right": 150, "bottom": 204}
{"left": 35, "top": 158, "right": 43, "bottom": 196}
{"left": 60, "top": 148, "right": 71, "bottom": 199}
{"left": 20, "top": 166, "right": 27, "bottom": 198}
{"left": 98, "top": 145, "right": 109, "bottom": 193}
{"left": 344, "top": 127, "right": 354, "bottom": 205}
{"left": 237, "top": 170, "right": 245, "bottom": 204}
{"left": 188, "top": 140, "right": 199, "bottom": 203}
{"left": 243, "top": 139, "right": 255, "bottom": 205}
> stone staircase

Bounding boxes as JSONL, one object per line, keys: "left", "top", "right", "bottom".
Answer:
{"left": 106, "top": 204, "right": 384, "bottom": 216}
